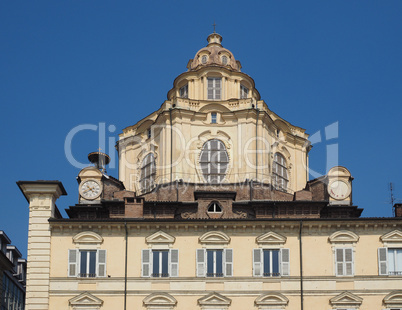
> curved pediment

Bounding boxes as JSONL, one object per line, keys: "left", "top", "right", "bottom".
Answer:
{"left": 143, "top": 292, "right": 177, "bottom": 307}
{"left": 69, "top": 292, "right": 103, "bottom": 307}
{"left": 384, "top": 291, "right": 402, "bottom": 307}
{"left": 198, "top": 292, "right": 231, "bottom": 306}
{"left": 256, "top": 231, "right": 286, "bottom": 245}
{"left": 199, "top": 231, "right": 230, "bottom": 244}
{"left": 381, "top": 230, "right": 402, "bottom": 243}
{"left": 73, "top": 231, "right": 103, "bottom": 244}
{"left": 330, "top": 291, "right": 362, "bottom": 306}
{"left": 146, "top": 230, "right": 175, "bottom": 244}
{"left": 255, "top": 292, "right": 289, "bottom": 307}
{"left": 329, "top": 230, "right": 359, "bottom": 244}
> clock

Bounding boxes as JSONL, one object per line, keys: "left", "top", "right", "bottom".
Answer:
{"left": 79, "top": 180, "right": 102, "bottom": 200}
{"left": 328, "top": 180, "right": 351, "bottom": 200}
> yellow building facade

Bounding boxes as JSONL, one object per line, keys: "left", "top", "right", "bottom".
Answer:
{"left": 20, "top": 33, "right": 402, "bottom": 310}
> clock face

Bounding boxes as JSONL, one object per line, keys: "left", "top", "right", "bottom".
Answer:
{"left": 328, "top": 180, "right": 351, "bottom": 200}
{"left": 80, "top": 180, "right": 101, "bottom": 200}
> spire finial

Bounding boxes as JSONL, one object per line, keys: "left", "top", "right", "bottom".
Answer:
{"left": 212, "top": 21, "right": 216, "bottom": 33}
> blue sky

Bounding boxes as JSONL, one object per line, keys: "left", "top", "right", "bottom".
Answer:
{"left": 1, "top": 1, "right": 402, "bottom": 257}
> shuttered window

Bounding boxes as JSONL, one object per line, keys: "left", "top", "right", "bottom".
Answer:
{"left": 68, "top": 249, "right": 106, "bottom": 278}
{"left": 207, "top": 77, "right": 221, "bottom": 100}
{"left": 197, "top": 248, "right": 233, "bottom": 277}
{"left": 335, "top": 248, "right": 354, "bottom": 276}
{"left": 379, "top": 247, "right": 402, "bottom": 276}
{"left": 253, "top": 248, "right": 290, "bottom": 277}
{"left": 141, "top": 249, "right": 179, "bottom": 278}
{"left": 272, "top": 153, "right": 288, "bottom": 191}
{"left": 140, "top": 153, "right": 156, "bottom": 193}
{"left": 200, "top": 139, "right": 229, "bottom": 184}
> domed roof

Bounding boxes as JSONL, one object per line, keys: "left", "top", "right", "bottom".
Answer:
{"left": 187, "top": 33, "right": 241, "bottom": 72}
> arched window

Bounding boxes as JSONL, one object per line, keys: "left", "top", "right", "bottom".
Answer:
{"left": 200, "top": 139, "right": 229, "bottom": 184}
{"left": 208, "top": 202, "right": 222, "bottom": 213}
{"left": 272, "top": 153, "right": 288, "bottom": 191}
{"left": 140, "top": 153, "right": 156, "bottom": 192}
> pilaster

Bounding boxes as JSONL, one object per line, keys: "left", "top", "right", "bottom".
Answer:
{"left": 17, "top": 181, "right": 66, "bottom": 310}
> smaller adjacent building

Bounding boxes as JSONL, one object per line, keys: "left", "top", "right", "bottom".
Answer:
{"left": 0, "top": 231, "right": 26, "bottom": 310}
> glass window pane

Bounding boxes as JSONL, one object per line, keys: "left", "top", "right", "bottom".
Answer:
{"left": 272, "top": 250, "right": 280, "bottom": 276}
{"left": 80, "top": 251, "right": 87, "bottom": 275}
{"left": 89, "top": 251, "right": 96, "bottom": 276}
{"left": 162, "top": 251, "right": 169, "bottom": 277}
{"left": 207, "top": 250, "right": 214, "bottom": 277}
{"left": 153, "top": 251, "right": 160, "bottom": 276}
{"left": 216, "top": 250, "right": 223, "bottom": 277}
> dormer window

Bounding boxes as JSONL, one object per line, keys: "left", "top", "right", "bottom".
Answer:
{"left": 207, "top": 78, "right": 221, "bottom": 100}
{"left": 208, "top": 202, "right": 222, "bottom": 213}
{"left": 179, "top": 84, "right": 188, "bottom": 98}
{"left": 222, "top": 55, "right": 228, "bottom": 65}
{"left": 211, "top": 112, "right": 217, "bottom": 124}
{"left": 240, "top": 84, "right": 249, "bottom": 99}
{"left": 201, "top": 55, "right": 208, "bottom": 64}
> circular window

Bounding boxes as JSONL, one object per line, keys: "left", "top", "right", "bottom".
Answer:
{"left": 201, "top": 55, "right": 208, "bottom": 64}
{"left": 222, "top": 56, "right": 228, "bottom": 65}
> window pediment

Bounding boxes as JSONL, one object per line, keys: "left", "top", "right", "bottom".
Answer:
{"left": 255, "top": 292, "right": 289, "bottom": 308}
{"left": 330, "top": 291, "right": 362, "bottom": 307}
{"left": 69, "top": 292, "right": 103, "bottom": 307}
{"left": 199, "top": 231, "right": 230, "bottom": 245}
{"left": 146, "top": 231, "right": 175, "bottom": 244}
{"left": 198, "top": 292, "right": 231, "bottom": 307}
{"left": 384, "top": 291, "right": 402, "bottom": 307}
{"left": 256, "top": 231, "right": 286, "bottom": 245}
{"left": 143, "top": 292, "right": 177, "bottom": 308}
{"left": 329, "top": 230, "right": 359, "bottom": 244}
{"left": 73, "top": 231, "right": 103, "bottom": 245}
{"left": 381, "top": 230, "right": 402, "bottom": 244}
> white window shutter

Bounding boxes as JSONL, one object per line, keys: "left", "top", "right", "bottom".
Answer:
{"left": 253, "top": 249, "right": 262, "bottom": 277}
{"left": 378, "top": 247, "right": 388, "bottom": 275}
{"left": 196, "top": 249, "right": 206, "bottom": 277}
{"left": 169, "top": 249, "right": 179, "bottom": 277}
{"left": 344, "top": 248, "right": 353, "bottom": 276}
{"left": 335, "top": 248, "right": 344, "bottom": 276}
{"left": 281, "top": 248, "right": 290, "bottom": 276}
{"left": 142, "top": 249, "right": 151, "bottom": 277}
{"left": 224, "top": 249, "right": 233, "bottom": 277}
{"left": 68, "top": 249, "right": 78, "bottom": 277}
{"left": 97, "top": 250, "right": 107, "bottom": 277}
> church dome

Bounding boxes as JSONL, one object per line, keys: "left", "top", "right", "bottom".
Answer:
{"left": 187, "top": 33, "right": 241, "bottom": 72}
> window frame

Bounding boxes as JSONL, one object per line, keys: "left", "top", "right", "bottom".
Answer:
{"left": 240, "top": 84, "right": 249, "bottom": 99}
{"left": 272, "top": 153, "right": 289, "bottom": 191}
{"left": 208, "top": 202, "right": 222, "bottom": 213}
{"left": 379, "top": 247, "right": 402, "bottom": 276}
{"left": 199, "top": 139, "right": 229, "bottom": 184}
{"left": 68, "top": 249, "right": 106, "bottom": 278}
{"left": 196, "top": 248, "right": 233, "bottom": 278}
{"left": 334, "top": 247, "right": 354, "bottom": 277}
{"left": 141, "top": 248, "right": 179, "bottom": 278}
{"left": 140, "top": 153, "right": 156, "bottom": 193}
{"left": 211, "top": 112, "right": 217, "bottom": 124}
{"left": 179, "top": 84, "right": 188, "bottom": 98}
{"left": 253, "top": 248, "right": 290, "bottom": 277}
{"left": 207, "top": 77, "right": 222, "bottom": 100}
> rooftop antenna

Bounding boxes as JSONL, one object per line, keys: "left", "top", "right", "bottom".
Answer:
{"left": 390, "top": 182, "right": 395, "bottom": 216}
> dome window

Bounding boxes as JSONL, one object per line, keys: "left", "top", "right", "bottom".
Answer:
{"left": 180, "top": 84, "right": 188, "bottom": 98}
{"left": 207, "top": 78, "right": 221, "bottom": 100}
{"left": 222, "top": 56, "right": 228, "bottom": 65}
{"left": 200, "top": 139, "right": 229, "bottom": 184}
{"left": 240, "top": 84, "right": 249, "bottom": 99}
{"left": 201, "top": 55, "right": 208, "bottom": 64}
{"left": 140, "top": 153, "right": 156, "bottom": 193}
{"left": 272, "top": 153, "right": 288, "bottom": 191}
